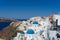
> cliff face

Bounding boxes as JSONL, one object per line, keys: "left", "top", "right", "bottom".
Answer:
{"left": 0, "top": 21, "right": 22, "bottom": 40}
{"left": 0, "top": 18, "right": 20, "bottom": 40}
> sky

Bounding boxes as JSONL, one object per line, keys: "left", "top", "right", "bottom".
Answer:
{"left": 0, "top": 0, "right": 60, "bottom": 19}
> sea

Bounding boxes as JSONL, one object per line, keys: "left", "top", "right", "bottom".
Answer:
{"left": 0, "top": 22, "right": 11, "bottom": 30}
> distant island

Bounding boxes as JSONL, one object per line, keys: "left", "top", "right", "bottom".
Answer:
{"left": 0, "top": 17, "right": 27, "bottom": 22}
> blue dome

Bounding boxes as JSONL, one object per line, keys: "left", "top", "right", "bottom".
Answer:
{"left": 20, "top": 31, "right": 25, "bottom": 34}
{"left": 27, "top": 29, "right": 35, "bottom": 34}
{"left": 33, "top": 21, "right": 38, "bottom": 24}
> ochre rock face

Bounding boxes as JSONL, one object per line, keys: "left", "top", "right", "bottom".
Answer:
{"left": 48, "top": 14, "right": 54, "bottom": 21}
{"left": 16, "top": 21, "right": 28, "bottom": 31}
{"left": 0, "top": 21, "right": 22, "bottom": 40}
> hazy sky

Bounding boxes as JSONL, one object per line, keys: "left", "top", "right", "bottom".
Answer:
{"left": 0, "top": 0, "right": 60, "bottom": 19}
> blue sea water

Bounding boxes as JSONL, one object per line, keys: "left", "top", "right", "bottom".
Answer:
{"left": 0, "top": 22, "right": 11, "bottom": 30}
